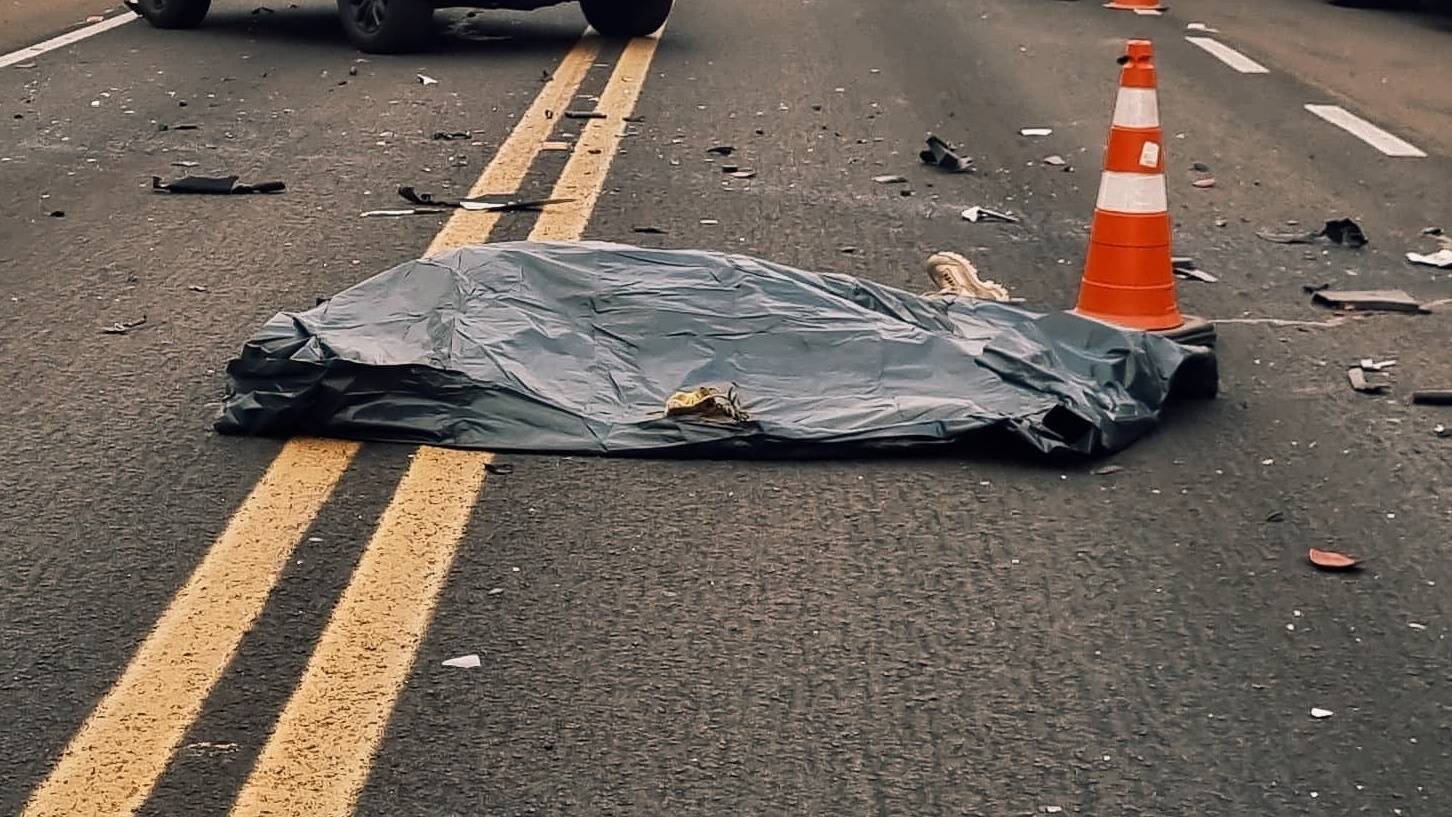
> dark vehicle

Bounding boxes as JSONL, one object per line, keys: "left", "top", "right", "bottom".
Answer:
{"left": 129, "top": 0, "right": 673, "bottom": 53}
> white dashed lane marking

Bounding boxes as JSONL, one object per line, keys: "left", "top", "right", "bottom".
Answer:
{"left": 1304, "top": 104, "right": 1427, "bottom": 158}
{"left": 0, "top": 13, "right": 135, "bottom": 68}
{"left": 1185, "top": 36, "right": 1270, "bottom": 74}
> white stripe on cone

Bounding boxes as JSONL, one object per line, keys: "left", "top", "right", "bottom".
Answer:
{"left": 1096, "top": 171, "right": 1168, "bottom": 214}
{"left": 1111, "top": 87, "right": 1160, "bottom": 129}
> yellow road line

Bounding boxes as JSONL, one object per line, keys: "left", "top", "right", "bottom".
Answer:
{"left": 429, "top": 36, "right": 600, "bottom": 254}
{"left": 20, "top": 34, "right": 607, "bottom": 817}
{"left": 19, "top": 438, "right": 360, "bottom": 817}
{"left": 532, "top": 33, "right": 663, "bottom": 241}
{"left": 229, "top": 29, "right": 664, "bottom": 817}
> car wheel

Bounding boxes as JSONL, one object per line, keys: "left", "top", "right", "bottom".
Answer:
{"left": 579, "top": 0, "right": 672, "bottom": 37}
{"left": 133, "top": 0, "right": 212, "bottom": 29}
{"left": 337, "top": 0, "right": 433, "bottom": 54}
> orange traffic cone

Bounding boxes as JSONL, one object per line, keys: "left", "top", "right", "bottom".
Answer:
{"left": 1075, "top": 40, "right": 1204, "bottom": 340}
{"left": 1104, "top": 0, "right": 1166, "bottom": 11}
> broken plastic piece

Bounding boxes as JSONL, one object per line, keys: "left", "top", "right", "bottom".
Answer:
{"left": 705, "top": 145, "right": 735, "bottom": 156}
{"left": 397, "top": 186, "right": 572, "bottom": 213}
{"left": 1310, "top": 707, "right": 1334, "bottom": 719}
{"left": 1092, "top": 465, "right": 1124, "bottom": 476}
{"left": 431, "top": 131, "right": 472, "bottom": 141}
{"left": 1346, "top": 367, "right": 1390, "bottom": 395}
{"left": 1411, "top": 390, "right": 1452, "bottom": 406}
{"left": 1308, "top": 548, "right": 1361, "bottom": 571}
{"left": 1171, "top": 257, "right": 1218, "bottom": 283}
{"left": 873, "top": 174, "right": 907, "bottom": 184}
{"left": 564, "top": 110, "right": 606, "bottom": 120}
{"left": 152, "top": 175, "right": 285, "bottom": 194}
{"left": 961, "top": 206, "right": 1018, "bottom": 223}
{"left": 918, "top": 135, "right": 974, "bottom": 173}
{"left": 1406, "top": 249, "right": 1452, "bottom": 268}
{"left": 1192, "top": 178, "right": 1216, "bottom": 189}
{"left": 101, "top": 316, "right": 147, "bottom": 335}
{"left": 1020, "top": 127, "right": 1052, "bottom": 137}
{"left": 1311, "top": 289, "right": 1425, "bottom": 314}
{"left": 360, "top": 208, "right": 447, "bottom": 217}
{"left": 1042, "top": 154, "right": 1068, "bottom": 167}
{"left": 417, "top": 74, "right": 439, "bottom": 86}
{"left": 1321, "top": 218, "right": 1367, "bottom": 247}
{"left": 441, "top": 654, "right": 481, "bottom": 669}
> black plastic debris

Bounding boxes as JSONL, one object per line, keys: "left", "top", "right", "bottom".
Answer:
{"left": 919, "top": 135, "right": 973, "bottom": 173}
{"left": 632, "top": 226, "right": 667, "bottom": 234}
{"left": 706, "top": 145, "right": 735, "bottom": 156}
{"left": 156, "top": 123, "right": 200, "bottom": 132}
{"left": 431, "top": 130, "right": 472, "bottom": 141}
{"left": 563, "top": 110, "right": 606, "bottom": 120}
{"left": 1311, "top": 289, "right": 1425, "bottom": 314}
{"left": 1412, "top": 390, "right": 1452, "bottom": 406}
{"left": 1257, "top": 218, "right": 1367, "bottom": 247}
{"left": 152, "top": 175, "right": 285, "bottom": 194}
{"left": 216, "top": 242, "right": 1216, "bottom": 457}
{"left": 397, "top": 186, "right": 572, "bottom": 212}
{"left": 101, "top": 316, "right": 146, "bottom": 335}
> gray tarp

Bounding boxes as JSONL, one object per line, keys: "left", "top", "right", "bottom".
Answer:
{"left": 216, "top": 242, "right": 1216, "bottom": 456}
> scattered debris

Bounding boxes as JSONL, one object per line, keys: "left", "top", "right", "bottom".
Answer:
{"left": 961, "top": 206, "right": 1019, "bottom": 224}
{"left": 1310, "top": 707, "right": 1334, "bottom": 720}
{"left": 1311, "top": 289, "right": 1425, "bottom": 314}
{"left": 1172, "top": 257, "right": 1218, "bottom": 283}
{"left": 182, "top": 741, "right": 239, "bottom": 757}
{"left": 484, "top": 462, "right": 514, "bottom": 475}
{"left": 699, "top": 218, "right": 719, "bottom": 225}
{"left": 360, "top": 208, "right": 447, "bottom": 217}
{"left": 564, "top": 110, "right": 606, "bottom": 120}
{"left": 1186, "top": 22, "right": 1220, "bottom": 33}
{"left": 541, "top": 141, "right": 571, "bottom": 151}
{"left": 1042, "top": 808, "right": 1065, "bottom": 815}
{"left": 1408, "top": 622, "right": 1428, "bottom": 631}
{"left": 1434, "top": 424, "right": 1450, "bottom": 438}
{"left": 397, "top": 186, "right": 572, "bottom": 213}
{"left": 1092, "top": 465, "right": 1124, "bottom": 476}
{"left": 923, "top": 251, "right": 1011, "bottom": 301}
{"left": 1192, "top": 177, "right": 1217, "bottom": 189}
{"left": 1308, "top": 548, "right": 1361, "bottom": 571}
{"left": 101, "top": 316, "right": 147, "bottom": 335}
{"left": 152, "top": 175, "right": 285, "bottom": 195}
{"left": 1411, "top": 390, "right": 1452, "bottom": 406}
{"left": 1406, "top": 249, "right": 1452, "bottom": 268}
{"left": 417, "top": 74, "right": 439, "bottom": 86}
{"left": 1020, "top": 127, "right": 1053, "bottom": 137}
{"left": 170, "top": 160, "right": 200, "bottom": 168}
{"left": 1257, "top": 218, "right": 1367, "bottom": 247}
{"left": 441, "top": 654, "right": 481, "bottom": 669}
{"left": 839, "top": 246, "right": 858, "bottom": 254}
{"left": 1322, "top": 218, "right": 1368, "bottom": 247}
{"left": 1042, "top": 154, "right": 1068, "bottom": 167}
{"left": 729, "top": 169, "right": 757, "bottom": 179}
{"left": 156, "top": 123, "right": 200, "bottom": 131}
{"left": 188, "top": 284, "right": 209, "bottom": 292}
{"left": 349, "top": 65, "right": 358, "bottom": 76}
{"left": 873, "top": 174, "right": 908, "bottom": 184}
{"left": 1302, "top": 282, "right": 1331, "bottom": 294}
{"left": 1265, "top": 510, "right": 1285, "bottom": 523}
{"left": 12, "top": 62, "right": 37, "bottom": 69}
{"left": 706, "top": 145, "right": 735, "bottom": 156}
{"left": 431, "top": 130, "right": 472, "bottom": 141}
{"left": 48, "top": 210, "right": 65, "bottom": 218}
{"left": 1359, "top": 358, "right": 1397, "bottom": 372}
{"left": 1347, "top": 366, "right": 1390, "bottom": 395}
{"left": 918, "top": 135, "right": 974, "bottom": 173}
{"left": 632, "top": 226, "right": 667, "bottom": 234}
{"left": 1190, "top": 161, "right": 1212, "bottom": 172}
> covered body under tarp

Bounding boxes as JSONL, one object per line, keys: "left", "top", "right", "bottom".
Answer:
{"left": 216, "top": 242, "right": 1216, "bottom": 456}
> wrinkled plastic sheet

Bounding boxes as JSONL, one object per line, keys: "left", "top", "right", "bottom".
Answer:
{"left": 217, "top": 242, "right": 1216, "bottom": 456}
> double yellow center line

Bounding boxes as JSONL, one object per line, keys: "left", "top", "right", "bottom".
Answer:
{"left": 22, "top": 29, "right": 662, "bottom": 817}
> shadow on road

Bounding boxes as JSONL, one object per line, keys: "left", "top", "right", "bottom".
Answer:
{"left": 190, "top": 7, "right": 586, "bottom": 56}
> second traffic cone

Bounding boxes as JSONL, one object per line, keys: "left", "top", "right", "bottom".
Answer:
{"left": 1104, "top": 0, "right": 1166, "bottom": 10}
{"left": 1075, "top": 40, "right": 1186, "bottom": 333}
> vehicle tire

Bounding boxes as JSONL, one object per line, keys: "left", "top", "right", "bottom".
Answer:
{"left": 579, "top": 0, "right": 672, "bottom": 37}
{"left": 337, "top": 0, "right": 433, "bottom": 54}
{"left": 133, "top": 0, "right": 212, "bottom": 29}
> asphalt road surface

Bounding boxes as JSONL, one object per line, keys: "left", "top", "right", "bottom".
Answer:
{"left": 2, "top": 1, "right": 1450, "bottom": 816}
